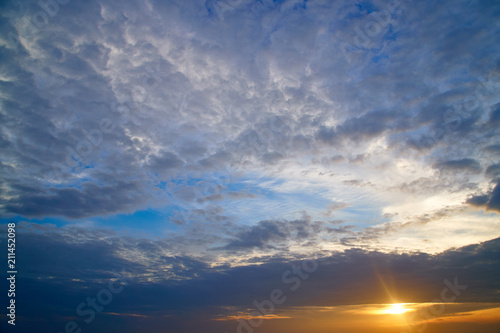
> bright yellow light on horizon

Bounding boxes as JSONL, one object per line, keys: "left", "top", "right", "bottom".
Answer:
{"left": 380, "top": 303, "right": 412, "bottom": 315}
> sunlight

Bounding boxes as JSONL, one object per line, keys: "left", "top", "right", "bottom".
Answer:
{"left": 380, "top": 303, "right": 412, "bottom": 315}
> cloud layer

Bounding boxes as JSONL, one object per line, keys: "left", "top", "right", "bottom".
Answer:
{"left": 2, "top": 223, "right": 499, "bottom": 332}
{"left": 1, "top": 0, "right": 499, "bottom": 225}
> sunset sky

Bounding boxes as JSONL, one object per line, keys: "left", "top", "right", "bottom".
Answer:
{"left": 1, "top": 0, "right": 500, "bottom": 332}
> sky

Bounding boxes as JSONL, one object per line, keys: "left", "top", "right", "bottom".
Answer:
{"left": 0, "top": 0, "right": 499, "bottom": 332}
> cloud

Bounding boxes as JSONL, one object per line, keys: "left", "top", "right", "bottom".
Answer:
{"left": 324, "top": 201, "right": 349, "bottom": 214}
{"left": 466, "top": 182, "right": 500, "bottom": 213}
{"left": 2, "top": 180, "right": 151, "bottom": 218}
{"left": 487, "top": 183, "right": 500, "bottom": 212}
{"left": 225, "top": 191, "right": 257, "bottom": 199}
{"left": 433, "top": 158, "right": 482, "bottom": 173}
{"left": 8, "top": 223, "right": 500, "bottom": 332}
{"left": 220, "top": 218, "right": 322, "bottom": 251}
{"left": 485, "top": 164, "right": 500, "bottom": 179}
{"left": 0, "top": 0, "right": 499, "bottom": 223}
{"left": 488, "top": 102, "right": 500, "bottom": 124}
{"left": 342, "top": 179, "right": 372, "bottom": 187}
{"left": 466, "top": 194, "right": 490, "bottom": 207}
{"left": 349, "top": 153, "right": 370, "bottom": 164}
{"left": 146, "top": 151, "right": 185, "bottom": 175}
{"left": 484, "top": 145, "right": 500, "bottom": 154}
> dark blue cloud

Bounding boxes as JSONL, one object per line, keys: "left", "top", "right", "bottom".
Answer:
{"left": 433, "top": 158, "right": 482, "bottom": 173}
{"left": 3, "top": 224, "right": 500, "bottom": 333}
{"left": 466, "top": 182, "right": 500, "bottom": 213}
{"left": 221, "top": 218, "right": 322, "bottom": 250}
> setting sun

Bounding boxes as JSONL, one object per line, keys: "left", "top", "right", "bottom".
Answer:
{"left": 381, "top": 303, "right": 412, "bottom": 315}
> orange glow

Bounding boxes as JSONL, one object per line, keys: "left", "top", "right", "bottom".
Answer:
{"left": 209, "top": 303, "right": 500, "bottom": 333}
{"left": 423, "top": 307, "right": 500, "bottom": 324}
{"left": 379, "top": 303, "right": 413, "bottom": 315}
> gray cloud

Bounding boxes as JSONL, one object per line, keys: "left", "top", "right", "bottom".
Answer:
{"left": 489, "top": 102, "right": 500, "bottom": 124}
{"left": 466, "top": 182, "right": 500, "bottom": 213}
{"left": 2, "top": 180, "right": 151, "bottom": 218}
{"left": 486, "top": 164, "right": 500, "bottom": 179}
{"left": 220, "top": 218, "right": 323, "bottom": 251}
{"left": 484, "top": 144, "right": 500, "bottom": 154}
{"left": 349, "top": 153, "right": 370, "bottom": 164}
{"left": 433, "top": 158, "right": 482, "bottom": 173}
{"left": 489, "top": 183, "right": 500, "bottom": 212}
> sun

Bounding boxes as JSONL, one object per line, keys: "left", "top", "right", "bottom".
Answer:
{"left": 381, "top": 303, "right": 411, "bottom": 315}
